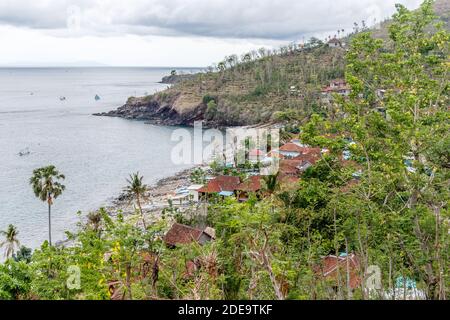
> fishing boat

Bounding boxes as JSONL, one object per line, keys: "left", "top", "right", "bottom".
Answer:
{"left": 18, "top": 147, "right": 31, "bottom": 156}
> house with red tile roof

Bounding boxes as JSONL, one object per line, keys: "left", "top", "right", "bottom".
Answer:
{"left": 279, "top": 159, "right": 303, "bottom": 176}
{"left": 236, "top": 175, "right": 263, "bottom": 201}
{"left": 279, "top": 152, "right": 320, "bottom": 175}
{"left": 197, "top": 175, "right": 241, "bottom": 196}
{"left": 321, "top": 79, "right": 351, "bottom": 99}
{"left": 315, "top": 253, "right": 361, "bottom": 290}
{"left": 197, "top": 174, "right": 264, "bottom": 202}
{"left": 328, "top": 37, "right": 344, "bottom": 48}
{"left": 278, "top": 143, "right": 305, "bottom": 158}
{"left": 163, "top": 223, "right": 214, "bottom": 247}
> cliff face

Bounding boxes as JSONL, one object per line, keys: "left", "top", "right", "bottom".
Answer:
{"left": 160, "top": 74, "right": 196, "bottom": 84}
{"left": 93, "top": 94, "right": 207, "bottom": 126}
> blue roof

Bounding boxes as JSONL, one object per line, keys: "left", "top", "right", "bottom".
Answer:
{"left": 395, "top": 276, "right": 417, "bottom": 289}
{"left": 218, "top": 191, "right": 234, "bottom": 197}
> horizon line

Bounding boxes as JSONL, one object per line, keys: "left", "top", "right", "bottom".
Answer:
{"left": 0, "top": 65, "right": 206, "bottom": 69}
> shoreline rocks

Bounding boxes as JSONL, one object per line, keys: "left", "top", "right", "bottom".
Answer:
{"left": 107, "top": 166, "right": 200, "bottom": 215}
{"left": 93, "top": 94, "right": 207, "bottom": 127}
{"left": 159, "top": 73, "right": 196, "bottom": 84}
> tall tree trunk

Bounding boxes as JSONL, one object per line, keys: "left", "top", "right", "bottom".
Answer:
{"left": 333, "top": 208, "right": 342, "bottom": 299}
{"left": 48, "top": 202, "right": 52, "bottom": 246}
{"left": 345, "top": 237, "right": 353, "bottom": 300}
{"left": 136, "top": 194, "right": 146, "bottom": 230}
{"left": 126, "top": 264, "right": 133, "bottom": 300}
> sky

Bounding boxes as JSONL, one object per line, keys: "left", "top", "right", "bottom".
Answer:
{"left": 0, "top": 0, "right": 423, "bottom": 67}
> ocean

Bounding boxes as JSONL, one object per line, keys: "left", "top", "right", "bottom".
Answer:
{"left": 0, "top": 67, "right": 198, "bottom": 249}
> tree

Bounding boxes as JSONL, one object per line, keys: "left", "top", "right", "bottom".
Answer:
{"left": 0, "top": 224, "right": 20, "bottom": 259}
{"left": 125, "top": 172, "right": 148, "bottom": 230}
{"left": 13, "top": 246, "right": 32, "bottom": 263}
{"left": 86, "top": 210, "right": 103, "bottom": 236}
{"left": 300, "top": 0, "right": 449, "bottom": 300}
{"left": 205, "top": 100, "right": 217, "bottom": 120}
{"left": 262, "top": 173, "right": 279, "bottom": 195}
{"left": 217, "top": 61, "right": 226, "bottom": 72}
{"left": 0, "top": 259, "right": 31, "bottom": 299}
{"left": 30, "top": 165, "right": 65, "bottom": 246}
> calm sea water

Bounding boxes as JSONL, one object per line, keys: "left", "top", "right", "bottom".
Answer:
{"left": 0, "top": 67, "right": 197, "bottom": 249}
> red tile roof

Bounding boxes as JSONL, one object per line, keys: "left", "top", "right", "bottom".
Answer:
{"left": 279, "top": 144, "right": 322, "bottom": 157}
{"left": 292, "top": 153, "right": 320, "bottom": 165}
{"left": 279, "top": 159, "right": 303, "bottom": 175}
{"left": 279, "top": 143, "right": 304, "bottom": 153}
{"left": 198, "top": 175, "right": 241, "bottom": 193}
{"left": 316, "top": 254, "right": 361, "bottom": 289}
{"left": 236, "top": 175, "right": 262, "bottom": 192}
{"left": 328, "top": 38, "right": 341, "bottom": 44}
{"left": 164, "top": 223, "right": 206, "bottom": 246}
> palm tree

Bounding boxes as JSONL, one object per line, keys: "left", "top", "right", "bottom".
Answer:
{"left": 0, "top": 224, "right": 20, "bottom": 259}
{"left": 30, "top": 165, "right": 65, "bottom": 246}
{"left": 218, "top": 61, "right": 226, "bottom": 72}
{"left": 125, "top": 172, "right": 148, "bottom": 229}
{"left": 87, "top": 210, "right": 102, "bottom": 236}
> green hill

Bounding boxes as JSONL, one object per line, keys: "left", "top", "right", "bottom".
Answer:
{"left": 96, "top": 0, "right": 449, "bottom": 127}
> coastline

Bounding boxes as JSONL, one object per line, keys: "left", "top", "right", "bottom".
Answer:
{"left": 104, "top": 165, "right": 202, "bottom": 217}
{"left": 56, "top": 166, "right": 202, "bottom": 247}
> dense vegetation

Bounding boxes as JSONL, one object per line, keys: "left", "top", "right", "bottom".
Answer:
{"left": 0, "top": 0, "right": 448, "bottom": 300}
{"left": 151, "top": 39, "right": 346, "bottom": 126}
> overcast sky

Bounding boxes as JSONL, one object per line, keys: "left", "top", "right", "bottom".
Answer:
{"left": 0, "top": 0, "right": 422, "bottom": 67}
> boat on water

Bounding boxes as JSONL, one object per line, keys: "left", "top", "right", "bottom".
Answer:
{"left": 95, "top": 94, "right": 101, "bottom": 101}
{"left": 59, "top": 96, "right": 66, "bottom": 101}
{"left": 18, "top": 148, "right": 31, "bottom": 157}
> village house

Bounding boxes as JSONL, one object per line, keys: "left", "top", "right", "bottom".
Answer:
{"left": 235, "top": 175, "right": 263, "bottom": 201}
{"left": 187, "top": 184, "right": 204, "bottom": 202}
{"left": 278, "top": 143, "right": 304, "bottom": 158}
{"left": 279, "top": 159, "right": 303, "bottom": 178}
{"left": 293, "top": 154, "right": 320, "bottom": 172}
{"left": 321, "top": 79, "right": 351, "bottom": 100}
{"left": 327, "top": 37, "right": 344, "bottom": 48}
{"left": 277, "top": 143, "right": 322, "bottom": 160}
{"left": 163, "top": 223, "right": 215, "bottom": 248}
{"left": 197, "top": 175, "right": 241, "bottom": 199}
{"left": 162, "top": 223, "right": 218, "bottom": 281}
{"left": 315, "top": 253, "right": 361, "bottom": 292}
{"left": 278, "top": 153, "right": 320, "bottom": 178}
{"left": 196, "top": 174, "right": 263, "bottom": 202}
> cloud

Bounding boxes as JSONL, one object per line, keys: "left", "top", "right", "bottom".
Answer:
{"left": 0, "top": 0, "right": 423, "bottom": 40}
{"left": 0, "top": 0, "right": 424, "bottom": 66}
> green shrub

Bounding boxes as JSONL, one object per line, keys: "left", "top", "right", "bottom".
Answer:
{"left": 202, "top": 94, "right": 217, "bottom": 105}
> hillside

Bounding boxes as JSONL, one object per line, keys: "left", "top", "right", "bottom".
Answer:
{"left": 95, "top": 0, "right": 449, "bottom": 127}
{"left": 95, "top": 44, "right": 346, "bottom": 127}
